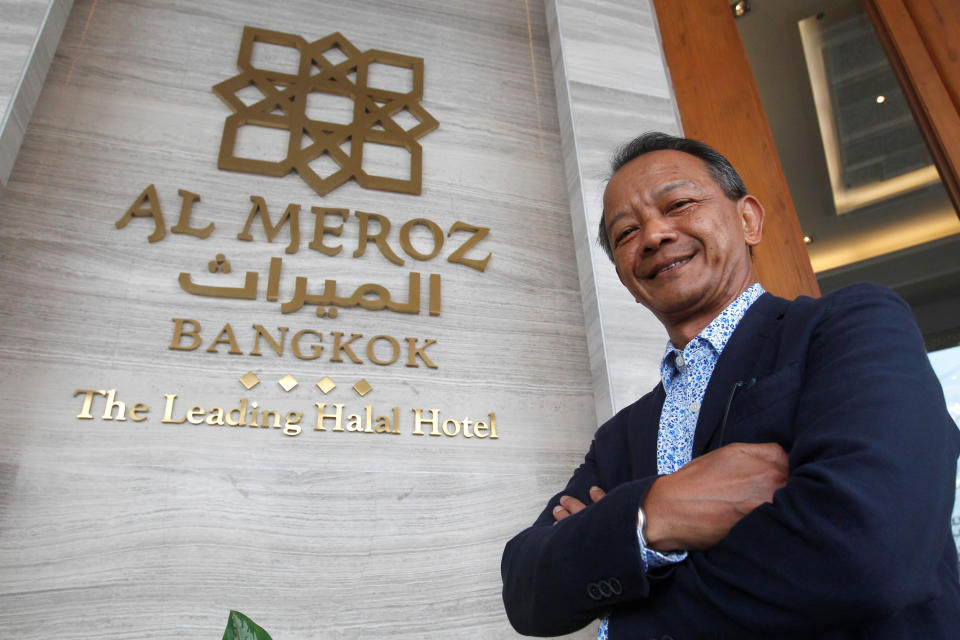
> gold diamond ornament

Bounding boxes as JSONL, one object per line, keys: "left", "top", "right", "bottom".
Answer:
{"left": 278, "top": 374, "right": 299, "bottom": 392}
{"left": 316, "top": 377, "right": 336, "bottom": 394}
{"left": 353, "top": 379, "right": 372, "bottom": 397}
{"left": 239, "top": 372, "right": 260, "bottom": 390}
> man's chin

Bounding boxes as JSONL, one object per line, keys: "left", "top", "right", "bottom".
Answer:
{"left": 641, "top": 290, "right": 709, "bottom": 319}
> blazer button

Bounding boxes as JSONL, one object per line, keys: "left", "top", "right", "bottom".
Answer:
{"left": 587, "top": 583, "right": 603, "bottom": 600}
{"left": 608, "top": 577, "right": 623, "bottom": 595}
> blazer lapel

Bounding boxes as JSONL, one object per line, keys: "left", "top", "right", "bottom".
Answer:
{"left": 627, "top": 383, "right": 665, "bottom": 478}
{"left": 691, "top": 293, "right": 788, "bottom": 457}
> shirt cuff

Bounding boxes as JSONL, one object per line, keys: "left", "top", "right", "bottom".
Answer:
{"left": 636, "top": 517, "right": 686, "bottom": 571}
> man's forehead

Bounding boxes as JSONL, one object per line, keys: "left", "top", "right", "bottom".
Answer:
{"left": 611, "top": 150, "right": 713, "bottom": 189}
{"left": 605, "top": 152, "right": 713, "bottom": 207}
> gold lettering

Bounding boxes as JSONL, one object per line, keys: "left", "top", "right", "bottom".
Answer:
{"left": 115, "top": 184, "right": 165, "bottom": 242}
{"left": 346, "top": 413, "right": 363, "bottom": 432}
{"left": 251, "top": 324, "right": 288, "bottom": 357}
{"left": 74, "top": 389, "right": 106, "bottom": 419}
{"left": 353, "top": 211, "right": 403, "bottom": 265}
{"left": 366, "top": 334, "right": 400, "bottom": 366}
{"left": 442, "top": 418, "right": 460, "bottom": 437}
{"left": 170, "top": 189, "right": 213, "bottom": 238}
{"left": 412, "top": 408, "right": 441, "bottom": 436}
{"left": 101, "top": 389, "right": 127, "bottom": 421}
{"left": 205, "top": 407, "right": 226, "bottom": 426}
{"left": 237, "top": 195, "right": 300, "bottom": 254}
{"left": 447, "top": 221, "right": 491, "bottom": 272}
{"left": 462, "top": 417, "right": 474, "bottom": 438}
{"left": 129, "top": 403, "right": 149, "bottom": 422}
{"left": 405, "top": 337, "right": 438, "bottom": 369}
{"left": 169, "top": 318, "right": 202, "bottom": 351}
{"left": 266, "top": 256, "right": 281, "bottom": 302}
{"left": 283, "top": 411, "right": 302, "bottom": 436}
{"left": 226, "top": 399, "right": 249, "bottom": 426}
{"left": 490, "top": 412, "right": 498, "bottom": 439}
{"left": 292, "top": 329, "right": 323, "bottom": 360}
{"left": 429, "top": 273, "right": 441, "bottom": 317}
{"left": 161, "top": 394, "right": 187, "bottom": 424}
{"left": 309, "top": 207, "right": 349, "bottom": 256}
{"left": 186, "top": 405, "right": 205, "bottom": 425}
{"left": 315, "top": 403, "right": 344, "bottom": 431}
{"left": 474, "top": 420, "right": 489, "bottom": 438}
{"left": 364, "top": 405, "right": 374, "bottom": 433}
{"left": 331, "top": 332, "right": 363, "bottom": 364}
{"left": 400, "top": 218, "right": 444, "bottom": 261}
{"left": 260, "top": 410, "right": 282, "bottom": 429}
{"left": 206, "top": 323, "right": 242, "bottom": 355}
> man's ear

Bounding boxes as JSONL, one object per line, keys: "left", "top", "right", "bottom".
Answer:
{"left": 739, "top": 195, "right": 765, "bottom": 247}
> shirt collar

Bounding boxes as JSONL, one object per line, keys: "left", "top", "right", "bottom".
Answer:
{"left": 660, "top": 283, "right": 766, "bottom": 379}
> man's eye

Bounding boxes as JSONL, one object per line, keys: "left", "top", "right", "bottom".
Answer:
{"left": 615, "top": 227, "right": 636, "bottom": 245}
{"left": 668, "top": 199, "right": 693, "bottom": 212}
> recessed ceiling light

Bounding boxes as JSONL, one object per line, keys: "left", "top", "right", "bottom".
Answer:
{"left": 876, "top": 95, "right": 886, "bottom": 104}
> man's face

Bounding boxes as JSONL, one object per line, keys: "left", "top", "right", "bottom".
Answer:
{"left": 602, "top": 150, "right": 763, "bottom": 326}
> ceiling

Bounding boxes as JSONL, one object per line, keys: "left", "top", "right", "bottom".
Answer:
{"left": 735, "top": 0, "right": 960, "bottom": 350}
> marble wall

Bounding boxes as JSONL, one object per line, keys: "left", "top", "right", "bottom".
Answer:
{"left": 546, "top": 0, "right": 679, "bottom": 422}
{"left": 0, "top": 0, "right": 680, "bottom": 638}
{"left": 0, "top": 0, "right": 72, "bottom": 186}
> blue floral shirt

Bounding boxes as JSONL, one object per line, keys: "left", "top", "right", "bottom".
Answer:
{"left": 598, "top": 283, "right": 765, "bottom": 639}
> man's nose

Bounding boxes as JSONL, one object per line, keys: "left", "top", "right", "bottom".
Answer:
{"left": 641, "top": 216, "right": 678, "bottom": 252}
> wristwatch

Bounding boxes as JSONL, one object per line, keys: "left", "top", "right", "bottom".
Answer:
{"left": 637, "top": 505, "right": 649, "bottom": 547}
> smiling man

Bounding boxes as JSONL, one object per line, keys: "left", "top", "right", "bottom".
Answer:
{"left": 501, "top": 132, "right": 960, "bottom": 638}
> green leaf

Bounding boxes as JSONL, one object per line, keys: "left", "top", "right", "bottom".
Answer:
{"left": 221, "top": 610, "right": 273, "bottom": 640}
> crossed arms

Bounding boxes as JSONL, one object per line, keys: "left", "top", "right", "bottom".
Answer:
{"left": 554, "top": 442, "right": 788, "bottom": 552}
{"left": 501, "top": 285, "right": 960, "bottom": 637}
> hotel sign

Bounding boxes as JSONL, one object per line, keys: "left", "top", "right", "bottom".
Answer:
{"left": 74, "top": 27, "right": 498, "bottom": 441}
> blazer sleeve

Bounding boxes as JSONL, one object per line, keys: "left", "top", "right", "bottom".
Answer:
{"left": 501, "top": 402, "right": 666, "bottom": 636}
{"left": 621, "top": 284, "right": 960, "bottom": 636}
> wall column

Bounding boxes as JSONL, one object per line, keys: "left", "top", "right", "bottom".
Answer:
{"left": 545, "top": 0, "right": 678, "bottom": 421}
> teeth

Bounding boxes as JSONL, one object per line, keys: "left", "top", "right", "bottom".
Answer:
{"left": 656, "top": 257, "right": 690, "bottom": 275}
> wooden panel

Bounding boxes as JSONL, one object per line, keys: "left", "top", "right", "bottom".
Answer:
{"left": 864, "top": 0, "right": 960, "bottom": 218}
{"left": 651, "top": 0, "right": 819, "bottom": 300}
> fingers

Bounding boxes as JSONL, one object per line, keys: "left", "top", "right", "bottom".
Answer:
{"left": 589, "top": 485, "right": 606, "bottom": 503}
{"left": 553, "top": 487, "right": 606, "bottom": 524}
{"left": 735, "top": 441, "right": 789, "bottom": 467}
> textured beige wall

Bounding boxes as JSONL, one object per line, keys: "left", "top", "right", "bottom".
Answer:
{"left": 0, "top": 1, "right": 598, "bottom": 637}
{"left": 545, "top": 0, "right": 678, "bottom": 423}
{"left": 0, "top": 0, "right": 73, "bottom": 185}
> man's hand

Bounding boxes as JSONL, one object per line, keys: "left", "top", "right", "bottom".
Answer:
{"left": 553, "top": 485, "right": 606, "bottom": 523}
{"left": 643, "top": 442, "right": 788, "bottom": 551}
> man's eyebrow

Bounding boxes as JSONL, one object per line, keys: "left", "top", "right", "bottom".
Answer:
{"left": 604, "top": 180, "right": 703, "bottom": 230}
{"left": 652, "top": 179, "right": 699, "bottom": 198}
{"left": 605, "top": 209, "right": 629, "bottom": 230}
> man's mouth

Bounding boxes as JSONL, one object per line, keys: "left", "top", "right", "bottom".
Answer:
{"left": 648, "top": 256, "right": 692, "bottom": 279}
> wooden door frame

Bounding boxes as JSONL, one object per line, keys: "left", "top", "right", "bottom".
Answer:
{"left": 862, "top": 0, "right": 960, "bottom": 217}
{"left": 651, "top": 0, "right": 820, "bottom": 300}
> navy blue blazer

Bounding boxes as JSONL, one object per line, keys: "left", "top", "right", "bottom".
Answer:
{"left": 502, "top": 284, "right": 960, "bottom": 638}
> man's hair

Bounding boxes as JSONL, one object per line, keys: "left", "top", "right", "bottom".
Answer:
{"left": 597, "top": 132, "right": 748, "bottom": 262}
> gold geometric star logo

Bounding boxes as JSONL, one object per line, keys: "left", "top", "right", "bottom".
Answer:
{"left": 213, "top": 26, "right": 438, "bottom": 196}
